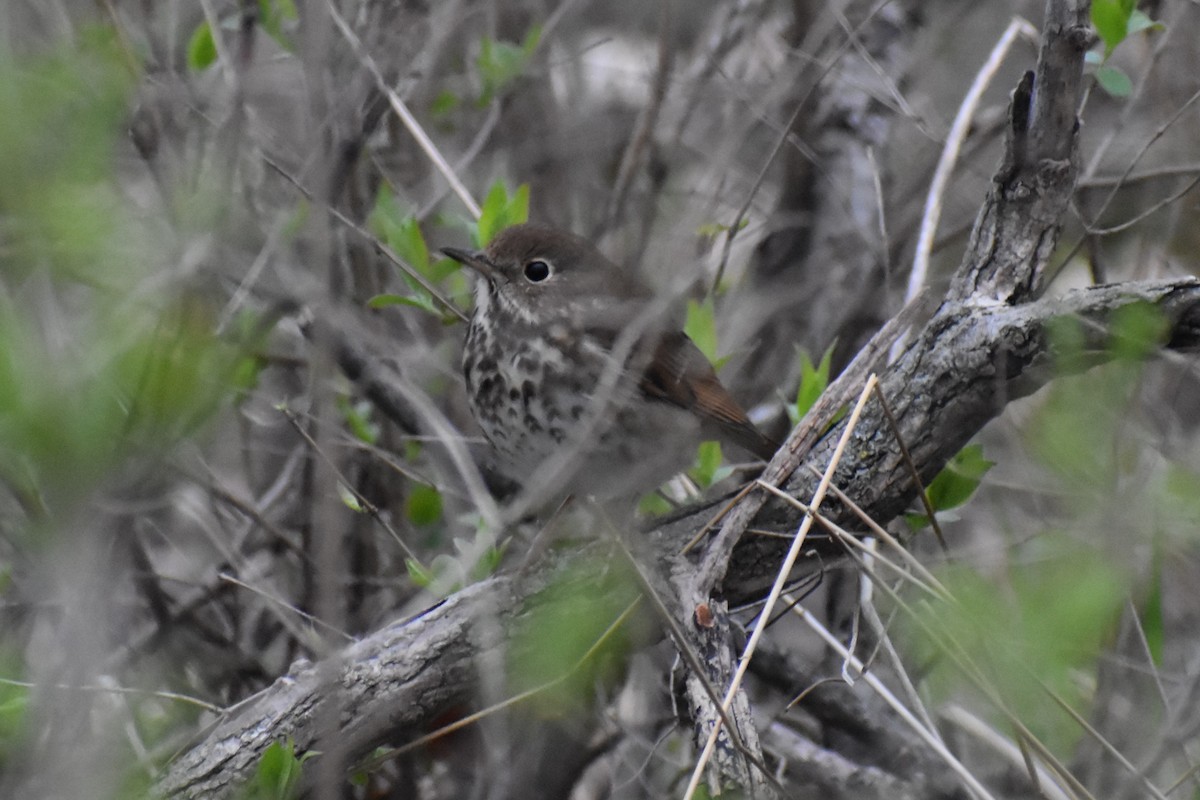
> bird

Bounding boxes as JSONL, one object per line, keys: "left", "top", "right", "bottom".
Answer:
{"left": 442, "top": 223, "right": 775, "bottom": 503}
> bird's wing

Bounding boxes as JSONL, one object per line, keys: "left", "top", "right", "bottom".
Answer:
{"left": 639, "top": 330, "right": 778, "bottom": 461}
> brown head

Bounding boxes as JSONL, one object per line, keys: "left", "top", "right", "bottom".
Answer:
{"left": 442, "top": 224, "right": 649, "bottom": 327}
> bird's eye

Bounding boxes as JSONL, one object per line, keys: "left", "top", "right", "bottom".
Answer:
{"left": 523, "top": 259, "right": 552, "bottom": 283}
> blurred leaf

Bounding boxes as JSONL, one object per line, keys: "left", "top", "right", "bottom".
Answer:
{"left": 337, "top": 397, "right": 379, "bottom": 445}
{"left": 637, "top": 492, "right": 674, "bottom": 516}
{"left": 1126, "top": 9, "right": 1164, "bottom": 36}
{"left": 367, "top": 292, "right": 441, "bottom": 317}
{"left": 509, "top": 558, "right": 644, "bottom": 715}
{"left": 1095, "top": 64, "right": 1132, "bottom": 97}
{"left": 685, "top": 298, "right": 719, "bottom": 366}
{"left": 695, "top": 218, "right": 749, "bottom": 239}
{"left": 476, "top": 26, "right": 541, "bottom": 105}
{"left": 187, "top": 21, "right": 218, "bottom": 70}
{"left": 1046, "top": 315, "right": 1088, "bottom": 373}
{"left": 1109, "top": 301, "right": 1167, "bottom": 360}
{"left": 431, "top": 89, "right": 460, "bottom": 118}
{"left": 0, "top": 661, "right": 28, "bottom": 774}
{"left": 0, "top": 29, "right": 135, "bottom": 276}
{"left": 257, "top": 0, "right": 298, "bottom": 49}
{"left": 471, "top": 544, "right": 504, "bottom": 581}
{"left": 1139, "top": 548, "right": 1164, "bottom": 666}
{"left": 909, "top": 538, "right": 1125, "bottom": 753}
{"left": 405, "top": 484, "right": 443, "bottom": 526}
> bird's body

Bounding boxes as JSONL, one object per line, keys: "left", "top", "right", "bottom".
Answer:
{"left": 444, "top": 224, "right": 774, "bottom": 501}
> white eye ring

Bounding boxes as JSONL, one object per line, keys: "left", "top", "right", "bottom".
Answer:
{"left": 523, "top": 259, "right": 552, "bottom": 282}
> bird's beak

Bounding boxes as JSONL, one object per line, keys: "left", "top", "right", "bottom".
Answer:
{"left": 441, "top": 247, "right": 500, "bottom": 282}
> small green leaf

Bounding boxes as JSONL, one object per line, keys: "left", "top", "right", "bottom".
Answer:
{"left": 1095, "top": 64, "right": 1133, "bottom": 97}
{"left": 925, "top": 444, "right": 995, "bottom": 514}
{"left": 337, "top": 482, "right": 364, "bottom": 513}
{"left": 187, "top": 22, "right": 218, "bottom": 70}
{"left": 405, "top": 484, "right": 443, "bottom": 526}
{"left": 406, "top": 557, "right": 434, "bottom": 588}
{"left": 791, "top": 345, "right": 834, "bottom": 424}
{"left": 689, "top": 441, "right": 725, "bottom": 488}
{"left": 685, "top": 298, "right": 719, "bottom": 366}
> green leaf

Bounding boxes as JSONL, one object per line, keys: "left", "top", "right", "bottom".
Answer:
{"left": 405, "top": 484, "right": 444, "bottom": 526}
{"left": 1095, "top": 64, "right": 1133, "bottom": 97}
{"left": 790, "top": 345, "right": 833, "bottom": 424}
{"left": 406, "top": 557, "right": 434, "bottom": 588}
{"left": 368, "top": 192, "right": 430, "bottom": 273}
{"left": 242, "top": 739, "right": 312, "bottom": 800}
{"left": 187, "top": 21, "right": 218, "bottom": 70}
{"left": 475, "top": 181, "right": 530, "bottom": 246}
{"left": 394, "top": 216, "right": 431, "bottom": 273}
{"left": 337, "top": 482, "right": 364, "bottom": 513}
{"left": 1091, "top": 0, "right": 1134, "bottom": 54}
{"left": 684, "top": 298, "right": 719, "bottom": 366}
{"left": 689, "top": 441, "right": 732, "bottom": 489}
{"left": 925, "top": 444, "right": 994, "bottom": 513}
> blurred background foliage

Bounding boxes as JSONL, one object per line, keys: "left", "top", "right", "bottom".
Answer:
{"left": 0, "top": 0, "right": 1198, "bottom": 798}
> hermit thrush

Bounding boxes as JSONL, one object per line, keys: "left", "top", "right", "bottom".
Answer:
{"left": 443, "top": 224, "right": 775, "bottom": 502}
